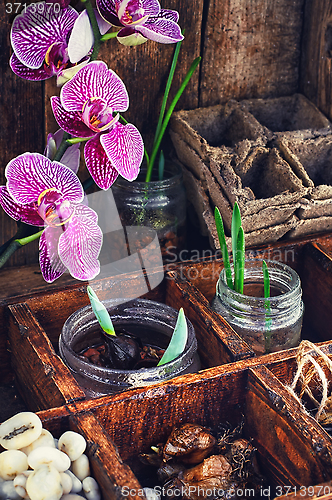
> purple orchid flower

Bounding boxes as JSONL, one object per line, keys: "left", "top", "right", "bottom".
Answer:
{"left": 96, "top": 0, "right": 183, "bottom": 46}
{"left": 10, "top": 3, "right": 95, "bottom": 85}
{"left": 0, "top": 153, "right": 103, "bottom": 283}
{"left": 51, "top": 61, "right": 144, "bottom": 189}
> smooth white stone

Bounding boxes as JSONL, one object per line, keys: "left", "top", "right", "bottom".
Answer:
{"left": 0, "top": 451, "right": 28, "bottom": 480}
{"left": 26, "top": 464, "right": 63, "bottom": 500}
{"left": 0, "top": 413, "right": 42, "bottom": 451}
{"left": 28, "top": 447, "right": 70, "bottom": 473}
{"left": 70, "top": 455, "right": 90, "bottom": 481}
{"left": 0, "top": 480, "right": 21, "bottom": 500}
{"left": 82, "top": 477, "right": 100, "bottom": 500}
{"left": 13, "top": 471, "right": 32, "bottom": 499}
{"left": 59, "top": 472, "right": 72, "bottom": 495}
{"left": 58, "top": 432, "right": 86, "bottom": 462}
{"left": 20, "top": 429, "right": 55, "bottom": 455}
{"left": 63, "top": 472, "right": 82, "bottom": 494}
{"left": 61, "top": 496, "right": 85, "bottom": 500}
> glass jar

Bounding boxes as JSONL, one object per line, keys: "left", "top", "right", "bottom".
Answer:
{"left": 111, "top": 161, "right": 186, "bottom": 260}
{"left": 59, "top": 298, "right": 200, "bottom": 398}
{"left": 211, "top": 259, "right": 304, "bottom": 355}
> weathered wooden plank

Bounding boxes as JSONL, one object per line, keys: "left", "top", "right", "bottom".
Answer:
{"left": 301, "top": 0, "right": 332, "bottom": 120}
{"left": 199, "top": 0, "right": 305, "bottom": 106}
{"left": 8, "top": 302, "right": 86, "bottom": 410}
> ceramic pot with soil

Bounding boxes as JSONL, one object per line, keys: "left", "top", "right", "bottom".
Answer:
{"left": 111, "top": 161, "right": 187, "bottom": 260}
{"left": 59, "top": 298, "right": 200, "bottom": 398}
{"left": 211, "top": 259, "right": 304, "bottom": 355}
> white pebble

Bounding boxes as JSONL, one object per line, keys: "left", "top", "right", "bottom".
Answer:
{"left": 59, "top": 472, "right": 72, "bottom": 495}
{"left": 20, "top": 429, "right": 55, "bottom": 455}
{"left": 82, "top": 477, "right": 100, "bottom": 500}
{"left": 26, "top": 464, "right": 63, "bottom": 500}
{"left": 63, "top": 472, "right": 82, "bottom": 494}
{"left": 13, "top": 471, "right": 32, "bottom": 499}
{"left": 28, "top": 447, "right": 70, "bottom": 472}
{"left": 58, "top": 432, "right": 86, "bottom": 462}
{"left": 0, "top": 480, "right": 21, "bottom": 499}
{"left": 61, "top": 496, "right": 85, "bottom": 500}
{"left": 71, "top": 454, "right": 90, "bottom": 481}
{"left": 0, "top": 413, "right": 42, "bottom": 450}
{"left": 0, "top": 451, "right": 28, "bottom": 480}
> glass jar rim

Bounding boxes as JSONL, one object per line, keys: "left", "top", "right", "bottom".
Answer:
{"left": 112, "top": 161, "right": 183, "bottom": 192}
{"left": 217, "top": 258, "right": 302, "bottom": 305}
{"left": 59, "top": 298, "right": 197, "bottom": 378}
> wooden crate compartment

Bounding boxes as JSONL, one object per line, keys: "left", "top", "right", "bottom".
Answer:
{"left": 27, "top": 359, "right": 332, "bottom": 498}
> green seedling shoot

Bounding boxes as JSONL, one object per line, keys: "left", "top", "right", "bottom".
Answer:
{"left": 87, "top": 286, "right": 116, "bottom": 336}
{"left": 87, "top": 286, "right": 188, "bottom": 366}
{"left": 214, "top": 203, "right": 271, "bottom": 297}
{"left": 157, "top": 307, "right": 188, "bottom": 366}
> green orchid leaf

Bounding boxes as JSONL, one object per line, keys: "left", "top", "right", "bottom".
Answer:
{"left": 87, "top": 286, "right": 116, "bottom": 336}
{"left": 157, "top": 307, "right": 188, "bottom": 366}
{"left": 234, "top": 226, "right": 245, "bottom": 294}
{"left": 262, "top": 260, "right": 270, "bottom": 299}
{"left": 214, "top": 206, "right": 233, "bottom": 289}
{"left": 231, "top": 202, "right": 242, "bottom": 266}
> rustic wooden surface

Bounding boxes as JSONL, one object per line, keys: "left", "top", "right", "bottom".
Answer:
{"left": 1, "top": 0, "right": 332, "bottom": 270}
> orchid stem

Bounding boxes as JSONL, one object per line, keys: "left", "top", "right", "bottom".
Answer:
{"left": 53, "top": 132, "right": 71, "bottom": 162}
{"left": 100, "top": 32, "right": 119, "bottom": 41}
{"left": 0, "top": 230, "right": 43, "bottom": 270}
{"left": 66, "top": 137, "right": 91, "bottom": 145}
{"left": 81, "top": 0, "right": 102, "bottom": 60}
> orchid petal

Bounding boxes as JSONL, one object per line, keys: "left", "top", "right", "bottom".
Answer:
{"left": 44, "top": 133, "right": 58, "bottom": 160}
{"left": 84, "top": 135, "right": 119, "bottom": 190}
{"left": 51, "top": 96, "right": 94, "bottom": 137}
{"left": 56, "top": 59, "right": 89, "bottom": 87}
{"left": 117, "top": 28, "right": 148, "bottom": 45}
{"left": 0, "top": 186, "right": 44, "bottom": 226}
{"left": 159, "top": 9, "right": 179, "bottom": 23}
{"left": 139, "top": 0, "right": 161, "bottom": 16}
{"left": 10, "top": 54, "right": 52, "bottom": 81}
{"left": 5, "top": 153, "right": 84, "bottom": 205}
{"left": 68, "top": 10, "right": 94, "bottom": 64}
{"left": 60, "top": 61, "right": 129, "bottom": 113}
{"left": 100, "top": 123, "right": 144, "bottom": 181}
{"left": 58, "top": 204, "right": 103, "bottom": 280}
{"left": 136, "top": 17, "right": 183, "bottom": 43}
{"left": 94, "top": 8, "right": 113, "bottom": 34}
{"left": 96, "top": 0, "right": 122, "bottom": 26}
{"left": 10, "top": 3, "right": 78, "bottom": 69}
{"left": 39, "top": 226, "right": 67, "bottom": 283}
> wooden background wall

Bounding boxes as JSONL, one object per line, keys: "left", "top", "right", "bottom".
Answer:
{"left": 0, "top": 0, "right": 330, "bottom": 269}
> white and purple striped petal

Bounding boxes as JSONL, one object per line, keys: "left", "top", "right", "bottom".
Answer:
{"left": 84, "top": 135, "right": 119, "bottom": 189}
{"left": 10, "top": 54, "right": 52, "bottom": 81}
{"left": 58, "top": 204, "right": 103, "bottom": 280}
{"left": 159, "top": 9, "right": 179, "bottom": 23}
{"left": 96, "top": 0, "right": 121, "bottom": 26}
{"left": 5, "top": 153, "right": 84, "bottom": 205}
{"left": 136, "top": 16, "right": 183, "bottom": 43}
{"left": 100, "top": 122, "right": 144, "bottom": 181}
{"left": 60, "top": 61, "right": 129, "bottom": 113}
{"left": 0, "top": 186, "right": 43, "bottom": 226}
{"left": 10, "top": 3, "right": 78, "bottom": 69}
{"left": 39, "top": 226, "right": 67, "bottom": 282}
{"left": 51, "top": 96, "right": 94, "bottom": 137}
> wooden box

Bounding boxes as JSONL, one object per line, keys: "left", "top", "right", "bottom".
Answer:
{"left": 14, "top": 356, "right": 332, "bottom": 499}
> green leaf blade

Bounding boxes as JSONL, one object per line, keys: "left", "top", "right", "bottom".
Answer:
{"left": 231, "top": 202, "right": 242, "bottom": 265}
{"left": 262, "top": 260, "right": 270, "bottom": 299}
{"left": 234, "top": 226, "right": 245, "bottom": 294}
{"left": 157, "top": 308, "right": 188, "bottom": 366}
{"left": 214, "top": 207, "right": 233, "bottom": 289}
{"left": 87, "top": 286, "right": 116, "bottom": 336}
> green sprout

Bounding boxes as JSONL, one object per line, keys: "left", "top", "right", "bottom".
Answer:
{"left": 214, "top": 203, "right": 270, "bottom": 297}
{"left": 87, "top": 287, "right": 188, "bottom": 365}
